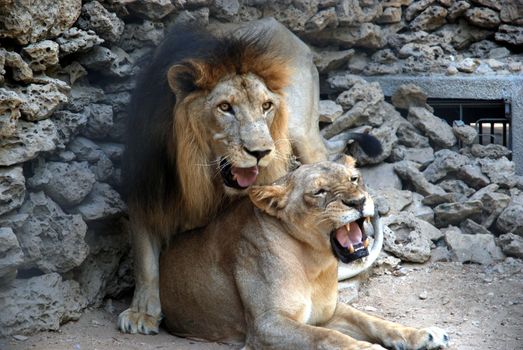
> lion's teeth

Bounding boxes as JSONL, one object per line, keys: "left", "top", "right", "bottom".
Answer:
{"left": 365, "top": 217, "right": 371, "bottom": 223}
{"left": 348, "top": 244, "right": 355, "bottom": 254}
{"left": 363, "top": 238, "right": 369, "bottom": 248}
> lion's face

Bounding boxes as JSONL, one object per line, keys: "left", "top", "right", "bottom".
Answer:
{"left": 206, "top": 73, "right": 282, "bottom": 190}
{"left": 249, "top": 157, "right": 375, "bottom": 263}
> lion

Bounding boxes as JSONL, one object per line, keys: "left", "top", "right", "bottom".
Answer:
{"left": 119, "top": 18, "right": 382, "bottom": 334}
{"left": 159, "top": 157, "right": 449, "bottom": 350}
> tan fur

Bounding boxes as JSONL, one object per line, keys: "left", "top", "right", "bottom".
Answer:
{"left": 159, "top": 160, "right": 449, "bottom": 349}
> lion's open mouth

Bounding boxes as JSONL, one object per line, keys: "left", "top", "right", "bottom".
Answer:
{"left": 220, "top": 158, "right": 259, "bottom": 189}
{"left": 330, "top": 217, "right": 370, "bottom": 263}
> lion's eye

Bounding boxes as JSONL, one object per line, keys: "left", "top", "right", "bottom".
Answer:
{"left": 350, "top": 175, "right": 359, "bottom": 183}
{"left": 314, "top": 189, "right": 327, "bottom": 197}
{"left": 262, "top": 101, "right": 273, "bottom": 111}
{"left": 218, "top": 102, "right": 232, "bottom": 112}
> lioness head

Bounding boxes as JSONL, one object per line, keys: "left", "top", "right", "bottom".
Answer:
{"left": 167, "top": 34, "right": 291, "bottom": 193}
{"left": 249, "top": 156, "right": 375, "bottom": 263}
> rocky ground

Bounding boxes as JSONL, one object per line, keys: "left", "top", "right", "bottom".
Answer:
{"left": 2, "top": 260, "right": 522, "bottom": 350}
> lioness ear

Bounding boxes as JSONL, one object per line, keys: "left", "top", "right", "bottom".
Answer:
{"left": 167, "top": 61, "right": 206, "bottom": 96}
{"left": 249, "top": 185, "right": 288, "bottom": 217}
{"left": 335, "top": 154, "right": 356, "bottom": 168}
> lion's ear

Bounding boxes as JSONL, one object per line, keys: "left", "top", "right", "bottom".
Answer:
{"left": 167, "top": 61, "right": 207, "bottom": 96}
{"left": 335, "top": 154, "right": 356, "bottom": 168}
{"left": 249, "top": 185, "right": 288, "bottom": 217}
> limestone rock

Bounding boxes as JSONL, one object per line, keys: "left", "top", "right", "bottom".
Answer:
{"left": 15, "top": 191, "right": 89, "bottom": 273}
{"left": 444, "top": 226, "right": 505, "bottom": 264}
{"left": 460, "top": 218, "right": 494, "bottom": 235}
{"left": 326, "top": 72, "right": 366, "bottom": 91}
{"left": 77, "top": 1, "right": 124, "bottom": 43}
{"left": 173, "top": 7, "right": 211, "bottom": 26}
{"left": 495, "top": 24, "right": 523, "bottom": 45}
{"left": 0, "top": 273, "right": 87, "bottom": 336}
{"left": 452, "top": 19, "right": 494, "bottom": 49}
{"left": 391, "top": 145, "right": 435, "bottom": 166}
{"left": 350, "top": 118, "right": 399, "bottom": 165}
{"left": 440, "top": 179, "right": 476, "bottom": 197}
{"left": 0, "top": 87, "right": 23, "bottom": 138}
{"left": 403, "top": 192, "right": 435, "bottom": 223}
{"left": 128, "top": 0, "right": 175, "bottom": 20}
{"left": 0, "top": 0, "right": 82, "bottom": 45}
{"left": 434, "top": 200, "right": 483, "bottom": 227}
{"left": 313, "top": 49, "right": 354, "bottom": 73}
{"left": 119, "top": 20, "right": 165, "bottom": 51}
{"left": 405, "top": 0, "right": 436, "bottom": 21}
{"left": 52, "top": 110, "right": 89, "bottom": 148}
{"left": 16, "top": 83, "right": 69, "bottom": 121}
{"left": 98, "top": 142, "right": 125, "bottom": 162}
{"left": 465, "top": 7, "right": 501, "bottom": 29}
{"left": 448, "top": 1, "right": 471, "bottom": 21}
{"left": 479, "top": 157, "right": 517, "bottom": 188}
{"left": 391, "top": 84, "right": 429, "bottom": 110}
{"left": 318, "top": 100, "right": 343, "bottom": 123}
{"left": 457, "top": 163, "right": 491, "bottom": 189}
{"left": 423, "top": 149, "right": 470, "bottom": 183}
{"left": 306, "top": 7, "right": 338, "bottom": 32}
{"left": 80, "top": 104, "right": 114, "bottom": 139}
{"left": 373, "top": 188, "right": 414, "bottom": 214}
{"left": 470, "top": 144, "right": 512, "bottom": 159}
{"left": 360, "top": 162, "right": 403, "bottom": 191}
{"left": 335, "top": 0, "right": 384, "bottom": 25}
{"left": 394, "top": 160, "right": 446, "bottom": 197}
{"left": 56, "top": 28, "right": 104, "bottom": 56}
{"left": 21, "top": 41, "right": 59, "bottom": 72}
{"left": 68, "top": 136, "right": 104, "bottom": 163}
{"left": 382, "top": 213, "right": 440, "bottom": 263}
{"left": 0, "top": 227, "right": 23, "bottom": 284}
{"left": 73, "top": 183, "right": 126, "bottom": 221}
{"left": 28, "top": 161, "right": 96, "bottom": 207}
{"left": 471, "top": 0, "right": 501, "bottom": 11}
{"left": 456, "top": 57, "right": 480, "bottom": 73}
{"left": 452, "top": 121, "right": 477, "bottom": 145}
{"left": 307, "top": 23, "right": 387, "bottom": 49}
{"left": 396, "top": 123, "right": 431, "bottom": 148}
{"left": 65, "top": 84, "right": 105, "bottom": 113}
{"left": 75, "top": 222, "right": 132, "bottom": 306}
{"left": 410, "top": 6, "right": 448, "bottom": 31}
{"left": 0, "top": 120, "right": 58, "bottom": 167}
{"left": 0, "top": 166, "right": 26, "bottom": 216}
{"left": 4, "top": 51, "right": 33, "bottom": 82}
{"left": 497, "top": 233, "right": 523, "bottom": 258}
{"left": 376, "top": 6, "right": 402, "bottom": 24}
{"left": 497, "top": 203, "right": 523, "bottom": 236}
{"left": 500, "top": 0, "right": 523, "bottom": 25}
{"left": 407, "top": 107, "right": 457, "bottom": 148}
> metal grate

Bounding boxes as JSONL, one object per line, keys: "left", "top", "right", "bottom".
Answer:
{"left": 427, "top": 98, "right": 511, "bottom": 149}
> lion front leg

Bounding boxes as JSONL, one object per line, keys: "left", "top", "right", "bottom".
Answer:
{"left": 118, "top": 221, "right": 162, "bottom": 334}
{"left": 322, "top": 303, "right": 450, "bottom": 350}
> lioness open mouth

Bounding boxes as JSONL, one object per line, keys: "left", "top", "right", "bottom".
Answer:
{"left": 220, "top": 158, "right": 259, "bottom": 189}
{"left": 330, "top": 217, "right": 370, "bottom": 263}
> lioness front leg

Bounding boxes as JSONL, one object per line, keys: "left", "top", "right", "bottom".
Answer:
{"left": 118, "top": 222, "right": 162, "bottom": 334}
{"left": 247, "top": 316, "right": 386, "bottom": 350}
{"left": 322, "top": 303, "right": 449, "bottom": 350}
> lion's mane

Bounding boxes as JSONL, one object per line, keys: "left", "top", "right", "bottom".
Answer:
{"left": 124, "top": 25, "right": 292, "bottom": 239}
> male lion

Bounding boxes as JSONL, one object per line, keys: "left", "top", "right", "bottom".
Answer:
{"left": 159, "top": 158, "right": 449, "bottom": 350}
{"left": 120, "top": 19, "right": 381, "bottom": 334}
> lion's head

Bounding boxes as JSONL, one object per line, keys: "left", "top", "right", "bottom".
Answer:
{"left": 167, "top": 34, "right": 292, "bottom": 195}
{"left": 249, "top": 156, "right": 375, "bottom": 263}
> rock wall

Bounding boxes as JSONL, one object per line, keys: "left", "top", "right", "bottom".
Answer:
{"left": 0, "top": 0, "right": 522, "bottom": 337}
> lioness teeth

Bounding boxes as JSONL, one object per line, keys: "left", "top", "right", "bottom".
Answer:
{"left": 365, "top": 217, "right": 371, "bottom": 223}
{"left": 348, "top": 244, "right": 355, "bottom": 254}
{"left": 363, "top": 238, "right": 369, "bottom": 248}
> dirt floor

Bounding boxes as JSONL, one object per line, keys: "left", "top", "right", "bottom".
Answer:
{"left": 2, "top": 260, "right": 522, "bottom": 350}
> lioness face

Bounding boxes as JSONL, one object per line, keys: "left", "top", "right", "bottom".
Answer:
{"left": 250, "top": 158, "right": 375, "bottom": 263}
{"left": 204, "top": 73, "right": 282, "bottom": 191}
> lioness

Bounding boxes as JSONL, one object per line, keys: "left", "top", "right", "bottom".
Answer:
{"left": 120, "top": 19, "right": 381, "bottom": 333}
{"left": 159, "top": 158, "right": 449, "bottom": 349}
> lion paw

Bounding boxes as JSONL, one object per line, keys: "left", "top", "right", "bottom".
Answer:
{"left": 414, "top": 326, "right": 450, "bottom": 350}
{"left": 118, "top": 308, "right": 161, "bottom": 335}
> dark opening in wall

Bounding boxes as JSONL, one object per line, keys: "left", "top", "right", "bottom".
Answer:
{"left": 427, "top": 99, "right": 512, "bottom": 150}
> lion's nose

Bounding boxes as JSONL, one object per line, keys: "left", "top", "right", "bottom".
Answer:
{"left": 244, "top": 147, "right": 271, "bottom": 161}
{"left": 342, "top": 197, "right": 365, "bottom": 211}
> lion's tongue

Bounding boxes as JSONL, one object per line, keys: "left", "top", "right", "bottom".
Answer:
{"left": 335, "top": 222, "right": 363, "bottom": 248}
{"left": 231, "top": 166, "right": 259, "bottom": 188}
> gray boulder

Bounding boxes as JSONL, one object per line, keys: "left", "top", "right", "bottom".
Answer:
{"left": 72, "top": 183, "right": 126, "bottom": 221}
{"left": 497, "top": 203, "right": 523, "bottom": 236}
{"left": 497, "top": 233, "right": 523, "bottom": 259}
{"left": 470, "top": 144, "right": 512, "bottom": 159}
{"left": 423, "top": 149, "right": 470, "bottom": 183}
{"left": 77, "top": 1, "right": 124, "bottom": 43}
{"left": 0, "top": 166, "right": 25, "bottom": 216}
{"left": 444, "top": 226, "right": 505, "bottom": 264}
{"left": 407, "top": 107, "right": 456, "bottom": 148}
{"left": 56, "top": 28, "right": 104, "bottom": 56}
{"left": 21, "top": 40, "right": 60, "bottom": 72}
{"left": 0, "top": 227, "right": 24, "bottom": 284}
{"left": 478, "top": 157, "right": 517, "bottom": 188}
{"left": 434, "top": 200, "right": 483, "bottom": 227}
{"left": 361, "top": 162, "right": 403, "bottom": 191}
{"left": 16, "top": 83, "right": 69, "bottom": 121}
{"left": 394, "top": 160, "right": 446, "bottom": 197}
{"left": 457, "top": 163, "right": 491, "bottom": 189}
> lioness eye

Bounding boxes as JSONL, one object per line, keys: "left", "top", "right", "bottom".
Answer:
{"left": 262, "top": 101, "right": 273, "bottom": 111}
{"left": 350, "top": 175, "right": 359, "bottom": 183}
{"left": 314, "top": 189, "right": 327, "bottom": 197}
{"left": 218, "top": 102, "right": 232, "bottom": 112}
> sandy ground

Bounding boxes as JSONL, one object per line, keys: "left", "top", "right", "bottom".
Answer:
{"left": 2, "top": 260, "right": 522, "bottom": 350}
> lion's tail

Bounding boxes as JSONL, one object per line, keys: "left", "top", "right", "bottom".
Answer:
{"left": 324, "top": 132, "right": 383, "bottom": 159}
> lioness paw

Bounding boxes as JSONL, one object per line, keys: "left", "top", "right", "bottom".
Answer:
{"left": 414, "top": 326, "right": 450, "bottom": 350}
{"left": 118, "top": 308, "right": 161, "bottom": 335}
